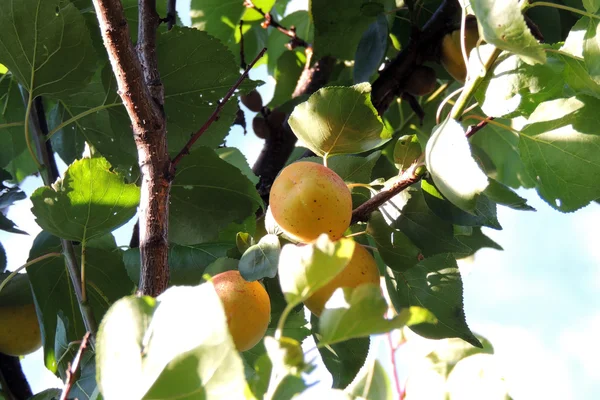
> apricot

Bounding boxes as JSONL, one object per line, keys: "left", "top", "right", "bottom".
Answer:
{"left": 269, "top": 162, "right": 352, "bottom": 243}
{"left": 405, "top": 66, "right": 437, "bottom": 97}
{"left": 304, "top": 244, "right": 380, "bottom": 316}
{"left": 0, "top": 303, "right": 42, "bottom": 356}
{"left": 212, "top": 270, "right": 271, "bottom": 351}
{"left": 240, "top": 90, "right": 263, "bottom": 112}
{"left": 440, "top": 20, "right": 480, "bottom": 83}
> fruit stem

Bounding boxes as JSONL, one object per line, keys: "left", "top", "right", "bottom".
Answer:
{"left": 0, "top": 252, "right": 63, "bottom": 296}
{"left": 449, "top": 46, "right": 502, "bottom": 121}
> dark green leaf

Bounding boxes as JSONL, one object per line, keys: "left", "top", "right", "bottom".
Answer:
{"left": 0, "top": 243, "right": 5, "bottom": 273}
{"left": 387, "top": 188, "right": 472, "bottom": 257}
{"left": 311, "top": 314, "right": 370, "bottom": 389}
{"left": 269, "top": 51, "right": 305, "bottom": 109}
{"left": 271, "top": 375, "right": 307, "bottom": 400}
{"left": 422, "top": 180, "right": 501, "bottom": 229}
{"left": 425, "top": 118, "right": 489, "bottom": 212}
{"left": 48, "top": 103, "right": 86, "bottom": 165}
{"left": 29, "top": 389, "right": 62, "bottom": 400}
{"left": 0, "top": 0, "right": 97, "bottom": 98}
{"left": 31, "top": 157, "right": 140, "bottom": 242}
{"left": 239, "top": 234, "right": 280, "bottom": 281}
{"left": 190, "top": 0, "right": 245, "bottom": 47}
{"left": 0, "top": 75, "right": 27, "bottom": 170}
{"left": 367, "top": 211, "right": 421, "bottom": 272}
{"left": 385, "top": 253, "right": 481, "bottom": 347}
{"left": 520, "top": 96, "right": 600, "bottom": 211}
{"left": 97, "top": 285, "right": 249, "bottom": 399}
{"left": 354, "top": 14, "right": 388, "bottom": 83}
{"left": 483, "top": 178, "right": 535, "bottom": 211}
{"left": 217, "top": 147, "right": 259, "bottom": 185}
{"left": 169, "top": 146, "right": 263, "bottom": 245}
{"left": 312, "top": 0, "right": 385, "bottom": 60}
{"left": 288, "top": 83, "right": 390, "bottom": 157}
{"left": 455, "top": 227, "right": 503, "bottom": 255}
{"left": 0, "top": 213, "right": 26, "bottom": 235}
{"left": 28, "top": 232, "right": 133, "bottom": 373}
{"left": 157, "top": 27, "right": 260, "bottom": 153}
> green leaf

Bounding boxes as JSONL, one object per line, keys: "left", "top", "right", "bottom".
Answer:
{"left": 520, "top": 96, "right": 600, "bottom": 211}
{"left": 354, "top": 14, "right": 388, "bottom": 83}
{"left": 123, "top": 242, "right": 233, "bottom": 287}
{"left": 455, "top": 227, "right": 503, "bottom": 255}
{"left": 483, "top": 178, "right": 535, "bottom": 211}
{"left": 346, "top": 360, "right": 393, "bottom": 400}
{"left": 169, "top": 146, "right": 263, "bottom": 245}
{"left": 216, "top": 147, "right": 259, "bottom": 185}
{"left": 288, "top": 83, "right": 390, "bottom": 157}
{"left": 385, "top": 253, "right": 481, "bottom": 347}
{"left": 0, "top": 75, "right": 27, "bottom": 170}
{"left": 445, "top": 354, "right": 511, "bottom": 399}
{"left": 27, "top": 232, "right": 133, "bottom": 373}
{"left": 315, "top": 335, "right": 370, "bottom": 389}
{"left": 239, "top": 234, "right": 280, "bottom": 281}
{"left": 302, "top": 152, "right": 381, "bottom": 184}
{"left": 0, "top": 213, "right": 26, "bottom": 235}
{"left": 190, "top": 0, "right": 245, "bottom": 47}
{"left": 469, "top": 114, "right": 533, "bottom": 189}
{"left": 267, "top": 11, "right": 314, "bottom": 74}
{"left": 157, "top": 27, "right": 260, "bottom": 153}
{"left": 29, "top": 389, "right": 62, "bottom": 400}
{"left": 312, "top": 0, "right": 386, "bottom": 60}
{"left": 318, "top": 284, "right": 407, "bottom": 345}
{"left": 0, "top": 243, "right": 5, "bottom": 273}
{"left": 421, "top": 180, "right": 501, "bottom": 230}
{"left": 367, "top": 211, "right": 421, "bottom": 273}
{"left": 474, "top": 48, "right": 565, "bottom": 117}
{"left": 426, "top": 335, "right": 494, "bottom": 378}
{"left": 425, "top": 118, "right": 489, "bottom": 212}
{"left": 47, "top": 103, "right": 86, "bottom": 165}
{"left": 204, "top": 257, "right": 239, "bottom": 277}
{"left": 584, "top": 0, "right": 600, "bottom": 13}
{"left": 470, "top": 0, "right": 546, "bottom": 65}
{"left": 387, "top": 188, "right": 472, "bottom": 257}
{"left": 278, "top": 235, "right": 355, "bottom": 306}
{"left": 31, "top": 157, "right": 140, "bottom": 242}
{"left": 0, "top": 0, "right": 97, "bottom": 98}
{"left": 97, "top": 284, "right": 249, "bottom": 399}
{"left": 393, "top": 134, "right": 422, "bottom": 172}
{"left": 269, "top": 51, "right": 305, "bottom": 109}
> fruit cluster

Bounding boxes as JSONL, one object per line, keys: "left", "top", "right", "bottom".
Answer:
{"left": 270, "top": 161, "right": 380, "bottom": 316}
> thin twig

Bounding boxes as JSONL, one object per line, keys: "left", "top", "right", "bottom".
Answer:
{"left": 244, "top": 0, "right": 310, "bottom": 49}
{"left": 166, "top": 0, "right": 176, "bottom": 30}
{"left": 351, "top": 164, "right": 424, "bottom": 224}
{"left": 239, "top": 20, "right": 247, "bottom": 69}
{"left": 171, "top": 48, "right": 267, "bottom": 167}
{"left": 59, "top": 332, "right": 91, "bottom": 400}
{"left": 465, "top": 116, "right": 493, "bottom": 138}
{"left": 387, "top": 333, "right": 403, "bottom": 398}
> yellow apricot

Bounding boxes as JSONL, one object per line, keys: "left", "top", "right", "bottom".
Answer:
{"left": 0, "top": 304, "right": 42, "bottom": 356}
{"left": 304, "top": 244, "right": 380, "bottom": 316}
{"left": 440, "top": 23, "right": 480, "bottom": 83}
{"left": 212, "top": 270, "right": 271, "bottom": 352}
{"left": 269, "top": 162, "right": 352, "bottom": 243}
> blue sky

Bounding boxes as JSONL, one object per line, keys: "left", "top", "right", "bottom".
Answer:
{"left": 2, "top": 0, "right": 599, "bottom": 398}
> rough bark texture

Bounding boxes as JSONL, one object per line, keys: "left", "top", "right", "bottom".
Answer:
{"left": 92, "top": 0, "right": 170, "bottom": 297}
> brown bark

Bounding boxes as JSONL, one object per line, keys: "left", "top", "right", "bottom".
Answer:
{"left": 92, "top": 0, "right": 170, "bottom": 297}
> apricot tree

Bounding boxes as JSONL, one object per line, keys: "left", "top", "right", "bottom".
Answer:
{"left": 0, "top": 0, "right": 598, "bottom": 399}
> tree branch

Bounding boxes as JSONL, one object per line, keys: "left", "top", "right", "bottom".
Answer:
{"left": 165, "top": 0, "right": 176, "bottom": 30}
{"left": 92, "top": 0, "right": 171, "bottom": 297}
{"left": 0, "top": 353, "right": 32, "bottom": 400}
{"left": 244, "top": 0, "right": 310, "bottom": 50}
{"left": 59, "top": 332, "right": 91, "bottom": 400}
{"left": 371, "top": 0, "right": 461, "bottom": 114}
{"left": 171, "top": 48, "right": 267, "bottom": 167}
{"left": 351, "top": 164, "right": 423, "bottom": 224}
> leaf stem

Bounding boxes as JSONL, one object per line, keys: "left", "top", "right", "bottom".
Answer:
{"left": 80, "top": 244, "right": 87, "bottom": 303}
{"left": 525, "top": 1, "right": 600, "bottom": 20}
{"left": 0, "top": 122, "right": 24, "bottom": 129}
{"left": 275, "top": 303, "right": 295, "bottom": 340}
{"left": 45, "top": 102, "right": 122, "bottom": 140}
{"left": 0, "top": 253, "right": 63, "bottom": 296}
{"left": 21, "top": 91, "right": 41, "bottom": 169}
{"left": 449, "top": 47, "right": 502, "bottom": 120}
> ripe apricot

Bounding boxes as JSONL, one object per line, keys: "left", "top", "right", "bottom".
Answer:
{"left": 304, "top": 244, "right": 380, "bottom": 316}
{"left": 269, "top": 162, "right": 352, "bottom": 243}
{"left": 0, "top": 304, "right": 42, "bottom": 356}
{"left": 212, "top": 270, "right": 271, "bottom": 351}
{"left": 440, "top": 21, "right": 480, "bottom": 83}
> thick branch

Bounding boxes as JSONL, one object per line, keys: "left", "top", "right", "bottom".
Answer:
{"left": 371, "top": 0, "right": 461, "bottom": 114}
{"left": 92, "top": 0, "right": 171, "bottom": 297}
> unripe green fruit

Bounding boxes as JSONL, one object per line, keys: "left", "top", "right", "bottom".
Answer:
{"left": 240, "top": 90, "right": 264, "bottom": 112}
{"left": 269, "top": 162, "right": 352, "bottom": 243}
{"left": 212, "top": 270, "right": 271, "bottom": 352}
